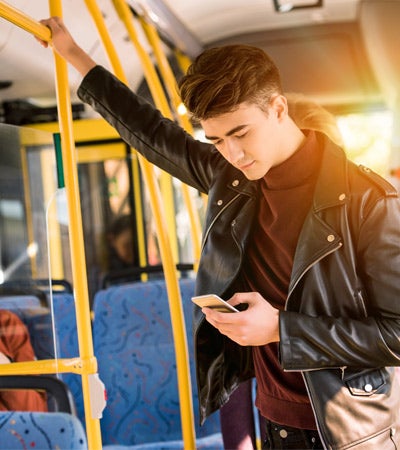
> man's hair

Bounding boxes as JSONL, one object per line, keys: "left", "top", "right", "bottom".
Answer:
{"left": 178, "top": 44, "right": 283, "bottom": 121}
{"left": 286, "top": 92, "right": 343, "bottom": 146}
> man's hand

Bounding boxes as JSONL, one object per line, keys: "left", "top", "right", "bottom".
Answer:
{"left": 36, "top": 17, "right": 96, "bottom": 77}
{"left": 202, "top": 292, "right": 280, "bottom": 346}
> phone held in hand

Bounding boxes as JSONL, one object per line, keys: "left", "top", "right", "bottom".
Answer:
{"left": 191, "top": 294, "right": 239, "bottom": 313}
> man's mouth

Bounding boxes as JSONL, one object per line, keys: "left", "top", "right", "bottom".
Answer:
{"left": 238, "top": 161, "right": 255, "bottom": 170}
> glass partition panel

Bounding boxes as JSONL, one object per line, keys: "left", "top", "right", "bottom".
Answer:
{"left": 0, "top": 123, "right": 72, "bottom": 287}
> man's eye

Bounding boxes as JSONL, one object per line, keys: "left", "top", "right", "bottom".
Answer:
{"left": 236, "top": 132, "right": 246, "bottom": 139}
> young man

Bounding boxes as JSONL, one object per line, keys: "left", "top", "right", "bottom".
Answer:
{"left": 38, "top": 17, "right": 400, "bottom": 449}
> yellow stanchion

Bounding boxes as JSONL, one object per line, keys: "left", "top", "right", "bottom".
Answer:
{"left": 139, "top": 16, "right": 203, "bottom": 267}
{"left": 48, "top": 0, "right": 103, "bottom": 448}
{"left": 0, "top": 0, "right": 51, "bottom": 41}
{"left": 111, "top": 0, "right": 179, "bottom": 264}
{"left": 175, "top": 49, "right": 193, "bottom": 75}
{"left": 0, "top": 1, "right": 104, "bottom": 448}
{"left": 84, "top": 0, "right": 196, "bottom": 448}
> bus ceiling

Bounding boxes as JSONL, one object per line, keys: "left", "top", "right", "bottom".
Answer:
{"left": 0, "top": 0, "right": 399, "bottom": 118}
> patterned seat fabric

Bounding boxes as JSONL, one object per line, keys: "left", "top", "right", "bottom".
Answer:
{"left": 93, "top": 278, "right": 222, "bottom": 448}
{"left": 51, "top": 292, "right": 84, "bottom": 425}
{"left": 0, "top": 411, "right": 87, "bottom": 449}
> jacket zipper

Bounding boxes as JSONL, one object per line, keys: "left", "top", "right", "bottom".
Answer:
{"left": 285, "top": 241, "right": 344, "bottom": 449}
{"left": 302, "top": 372, "right": 331, "bottom": 450}
{"left": 286, "top": 242, "right": 343, "bottom": 305}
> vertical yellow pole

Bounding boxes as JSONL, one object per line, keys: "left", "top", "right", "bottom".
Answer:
{"left": 48, "top": 1, "right": 103, "bottom": 448}
{"left": 139, "top": 17, "right": 202, "bottom": 267}
{"left": 84, "top": 0, "right": 196, "bottom": 448}
{"left": 0, "top": 2, "right": 103, "bottom": 447}
{"left": 111, "top": 0, "right": 182, "bottom": 264}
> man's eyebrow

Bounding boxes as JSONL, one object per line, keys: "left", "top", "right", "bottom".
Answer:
{"left": 205, "top": 124, "right": 248, "bottom": 141}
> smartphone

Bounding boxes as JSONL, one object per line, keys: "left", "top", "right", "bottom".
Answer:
{"left": 191, "top": 294, "right": 239, "bottom": 313}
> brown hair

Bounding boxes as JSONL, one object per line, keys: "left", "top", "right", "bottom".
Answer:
{"left": 178, "top": 44, "right": 283, "bottom": 121}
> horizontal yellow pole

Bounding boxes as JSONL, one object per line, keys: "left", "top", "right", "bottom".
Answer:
{"left": 0, "top": 0, "right": 51, "bottom": 41}
{"left": 0, "top": 357, "right": 98, "bottom": 376}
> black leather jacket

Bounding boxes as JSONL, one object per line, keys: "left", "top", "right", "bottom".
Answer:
{"left": 79, "top": 66, "right": 400, "bottom": 449}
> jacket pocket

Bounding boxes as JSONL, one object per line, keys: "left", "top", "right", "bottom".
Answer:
{"left": 341, "top": 425, "right": 398, "bottom": 449}
{"left": 344, "top": 368, "right": 386, "bottom": 397}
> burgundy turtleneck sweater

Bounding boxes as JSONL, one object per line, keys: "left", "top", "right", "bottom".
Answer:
{"left": 243, "top": 130, "right": 322, "bottom": 430}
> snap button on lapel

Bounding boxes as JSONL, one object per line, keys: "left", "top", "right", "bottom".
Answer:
{"left": 327, "top": 234, "right": 335, "bottom": 242}
{"left": 232, "top": 179, "right": 239, "bottom": 187}
{"left": 217, "top": 200, "right": 223, "bottom": 206}
{"left": 338, "top": 193, "right": 346, "bottom": 201}
{"left": 279, "top": 429, "right": 288, "bottom": 438}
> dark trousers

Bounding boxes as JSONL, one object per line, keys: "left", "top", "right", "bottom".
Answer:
{"left": 262, "top": 419, "right": 323, "bottom": 450}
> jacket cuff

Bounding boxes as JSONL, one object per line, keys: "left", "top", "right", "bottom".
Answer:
{"left": 77, "top": 65, "right": 107, "bottom": 102}
{"left": 279, "top": 310, "right": 291, "bottom": 368}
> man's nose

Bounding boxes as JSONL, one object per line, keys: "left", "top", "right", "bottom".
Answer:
{"left": 226, "top": 140, "right": 244, "bottom": 164}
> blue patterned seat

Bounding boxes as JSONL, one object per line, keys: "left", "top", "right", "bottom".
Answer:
{"left": 92, "top": 278, "right": 222, "bottom": 448}
{"left": 0, "top": 411, "right": 87, "bottom": 449}
{"left": 51, "top": 292, "right": 84, "bottom": 425}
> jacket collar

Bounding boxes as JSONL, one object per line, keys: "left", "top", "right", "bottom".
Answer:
{"left": 312, "top": 134, "right": 349, "bottom": 211}
{"left": 224, "top": 133, "right": 348, "bottom": 206}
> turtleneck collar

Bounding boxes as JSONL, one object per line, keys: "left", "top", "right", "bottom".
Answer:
{"left": 263, "top": 130, "right": 321, "bottom": 190}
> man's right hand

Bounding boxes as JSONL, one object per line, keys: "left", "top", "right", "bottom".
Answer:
{"left": 37, "top": 17, "right": 97, "bottom": 77}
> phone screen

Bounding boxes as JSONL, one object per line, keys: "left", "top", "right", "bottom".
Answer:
{"left": 191, "top": 294, "right": 239, "bottom": 313}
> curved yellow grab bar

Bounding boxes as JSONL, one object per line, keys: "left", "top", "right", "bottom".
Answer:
{"left": 0, "top": 0, "right": 51, "bottom": 41}
{"left": 139, "top": 15, "right": 203, "bottom": 266}
{"left": 84, "top": 0, "right": 196, "bottom": 448}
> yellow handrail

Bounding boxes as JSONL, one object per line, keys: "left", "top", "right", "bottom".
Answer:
{"left": 0, "top": 1, "right": 103, "bottom": 449}
{"left": 0, "top": 0, "right": 51, "bottom": 41}
{"left": 49, "top": 0, "right": 104, "bottom": 447}
{"left": 84, "top": 0, "right": 196, "bottom": 448}
{"left": 139, "top": 15, "right": 203, "bottom": 266}
{"left": 111, "top": 0, "right": 179, "bottom": 264}
{"left": 48, "top": 0, "right": 103, "bottom": 445}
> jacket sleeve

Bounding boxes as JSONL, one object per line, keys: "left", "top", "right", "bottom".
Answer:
{"left": 279, "top": 193, "right": 400, "bottom": 370}
{"left": 77, "top": 65, "right": 221, "bottom": 194}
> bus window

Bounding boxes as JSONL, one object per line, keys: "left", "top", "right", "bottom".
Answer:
{"left": 337, "top": 109, "right": 393, "bottom": 178}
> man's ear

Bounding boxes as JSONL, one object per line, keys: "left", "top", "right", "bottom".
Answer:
{"left": 271, "top": 94, "right": 288, "bottom": 121}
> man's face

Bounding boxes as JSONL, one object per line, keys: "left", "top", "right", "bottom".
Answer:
{"left": 201, "top": 99, "right": 287, "bottom": 180}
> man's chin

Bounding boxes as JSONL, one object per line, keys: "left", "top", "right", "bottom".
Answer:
{"left": 242, "top": 169, "right": 267, "bottom": 181}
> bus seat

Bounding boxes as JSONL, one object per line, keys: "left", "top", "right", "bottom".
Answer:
{"left": 0, "top": 295, "right": 42, "bottom": 309}
{"left": 92, "top": 278, "right": 222, "bottom": 448}
{"left": 51, "top": 292, "right": 85, "bottom": 427}
{"left": 0, "top": 375, "right": 77, "bottom": 414}
{"left": 102, "top": 431, "right": 223, "bottom": 449}
{"left": 0, "top": 411, "right": 87, "bottom": 449}
{"left": 0, "top": 290, "right": 85, "bottom": 427}
{"left": 0, "top": 286, "right": 48, "bottom": 307}
{"left": 0, "top": 297, "right": 55, "bottom": 360}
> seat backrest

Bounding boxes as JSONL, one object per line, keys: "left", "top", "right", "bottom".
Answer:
{"left": 0, "top": 292, "right": 85, "bottom": 423}
{"left": 92, "top": 278, "right": 221, "bottom": 446}
{"left": 51, "top": 292, "right": 85, "bottom": 426}
{"left": 0, "top": 411, "right": 87, "bottom": 449}
{"left": 0, "top": 375, "right": 76, "bottom": 414}
{"left": 0, "top": 295, "right": 55, "bottom": 360}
